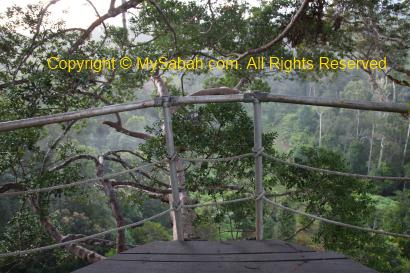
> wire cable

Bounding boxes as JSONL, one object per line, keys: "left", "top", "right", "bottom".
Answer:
{"left": 0, "top": 208, "right": 172, "bottom": 258}
{"left": 179, "top": 153, "right": 253, "bottom": 163}
{"left": 183, "top": 195, "right": 254, "bottom": 208}
{"left": 262, "top": 152, "right": 410, "bottom": 182}
{"left": 0, "top": 161, "right": 164, "bottom": 197}
{"left": 0, "top": 194, "right": 256, "bottom": 257}
{"left": 263, "top": 196, "right": 410, "bottom": 239}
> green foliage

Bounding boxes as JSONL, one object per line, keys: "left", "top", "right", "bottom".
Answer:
{"left": 0, "top": 0, "right": 409, "bottom": 272}
{"left": 347, "top": 140, "right": 369, "bottom": 174}
{"left": 342, "top": 80, "right": 372, "bottom": 100}
{"left": 0, "top": 209, "right": 87, "bottom": 273}
{"left": 276, "top": 146, "right": 408, "bottom": 272}
{"left": 127, "top": 221, "right": 171, "bottom": 244}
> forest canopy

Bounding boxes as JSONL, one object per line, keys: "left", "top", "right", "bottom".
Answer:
{"left": 0, "top": 0, "right": 409, "bottom": 272}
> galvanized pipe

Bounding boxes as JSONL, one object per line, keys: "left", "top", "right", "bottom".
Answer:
{"left": 253, "top": 98, "right": 264, "bottom": 240}
{"left": 162, "top": 97, "right": 184, "bottom": 241}
{"left": 0, "top": 99, "right": 157, "bottom": 132}
{"left": 0, "top": 92, "right": 408, "bottom": 132}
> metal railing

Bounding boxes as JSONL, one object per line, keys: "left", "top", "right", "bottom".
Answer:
{"left": 0, "top": 91, "right": 409, "bottom": 256}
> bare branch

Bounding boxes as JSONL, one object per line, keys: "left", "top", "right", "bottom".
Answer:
{"left": 0, "top": 183, "right": 25, "bottom": 193}
{"left": 387, "top": 74, "right": 410, "bottom": 88}
{"left": 111, "top": 181, "right": 171, "bottom": 202}
{"left": 200, "top": 0, "right": 215, "bottom": 34}
{"left": 109, "top": 0, "right": 117, "bottom": 11}
{"left": 103, "top": 154, "right": 168, "bottom": 188}
{"left": 30, "top": 197, "right": 104, "bottom": 262}
{"left": 285, "top": 219, "right": 315, "bottom": 241}
{"left": 237, "top": 0, "right": 311, "bottom": 61}
{"left": 41, "top": 120, "right": 77, "bottom": 173}
{"left": 84, "top": 0, "right": 109, "bottom": 52}
{"left": 96, "top": 157, "right": 126, "bottom": 253}
{"left": 102, "top": 120, "right": 153, "bottom": 140}
{"left": 147, "top": 0, "right": 177, "bottom": 54}
{"left": 152, "top": 75, "right": 170, "bottom": 96}
{"left": 61, "top": 234, "right": 136, "bottom": 248}
{"left": 13, "top": 0, "right": 62, "bottom": 79}
{"left": 103, "top": 149, "right": 170, "bottom": 174}
{"left": 49, "top": 154, "right": 98, "bottom": 172}
{"left": 70, "top": 0, "right": 143, "bottom": 51}
{"left": 112, "top": 180, "right": 171, "bottom": 195}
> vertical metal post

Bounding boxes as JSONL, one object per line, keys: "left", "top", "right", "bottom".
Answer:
{"left": 162, "top": 97, "right": 184, "bottom": 241}
{"left": 253, "top": 98, "right": 264, "bottom": 240}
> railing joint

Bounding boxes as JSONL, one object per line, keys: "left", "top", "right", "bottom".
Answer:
{"left": 252, "top": 147, "right": 265, "bottom": 158}
{"left": 166, "top": 152, "right": 178, "bottom": 162}
{"left": 243, "top": 92, "right": 256, "bottom": 103}
{"left": 253, "top": 91, "right": 269, "bottom": 102}
{"left": 155, "top": 95, "right": 176, "bottom": 107}
{"left": 244, "top": 91, "right": 269, "bottom": 103}
{"left": 173, "top": 200, "right": 182, "bottom": 211}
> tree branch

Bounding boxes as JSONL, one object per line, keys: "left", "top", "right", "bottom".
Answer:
{"left": 387, "top": 74, "right": 410, "bottom": 88}
{"left": 102, "top": 120, "right": 153, "bottom": 140}
{"left": 28, "top": 196, "right": 105, "bottom": 262}
{"left": 49, "top": 154, "right": 98, "bottom": 172}
{"left": 41, "top": 120, "right": 77, "bottom": 173}
{"left": 61, "top": 234, "right": 136, "bottom": 248}
{"left": 285, "top": 219, "right": 315, "bottom": 241}
{"left": 0, "top": 183, "right": 25, "bottom": 193}
{"left": 70, "top": 0, "right": 143, "bottom": 51}
{"left": 147, "top": 0, "right": 177, "bottom": 54}
{"left": 13, "top": 0, "right": 62, "bottom": 79}
{"left": 112, "top": 181, "right": 170, "bottom": 202}
{"left": 237, "top": 0, "right": 312, "bottom": 61}
{"left": 97, "top": 157, "right": 126, "bottom": 253}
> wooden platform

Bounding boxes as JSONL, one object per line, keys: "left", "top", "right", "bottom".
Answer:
{"left": 72, "top": 240, "right": 378, "bottom": 273}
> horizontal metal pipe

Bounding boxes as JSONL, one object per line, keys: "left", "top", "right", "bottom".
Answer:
{"left": 262, "top": 94, "right": 409, "bottom": 113}
{"left": 0, "top": 99, "right": 156, "bottom": 132}
{"left": 0, "top": 92, "right": 408, "bottom": 132}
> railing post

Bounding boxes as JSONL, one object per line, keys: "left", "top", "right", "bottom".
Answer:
{"left": 253, "top": 97, "right": 264, "bottom": 240}
{"left": 162, "top": 96, "right": 184, "bottom": 241}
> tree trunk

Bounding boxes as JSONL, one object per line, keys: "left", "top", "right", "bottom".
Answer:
{"left": 121, "top": 0, "right": 128, "bottom": 44}
{"left": 317, "top": 111, "right": 323, "bottom": 147}
{"left": 153, "top": 76, "right": 195, "bottom": 239}
{"left": 368, "top": 123, "right": 375, "bottom": 174}
{"left": 28, "top": 197, "right": 105, "bottom": 263}
{"left": 392, "top": 81, "right": 396, "bottom": 102}
{"left": 402, "top": 121, "right": 410, "bottom": 167}
{"left": 377, "top": 136, "right": 384, "bottom": 170}
{"left": 97, "top": 156, "right": 126, "bottom": 253}
{"left": 356, "top": 110, "right": 360, "bottom": 138}
{"left": 176, "top": 159, "right": 196, "bottom": 238}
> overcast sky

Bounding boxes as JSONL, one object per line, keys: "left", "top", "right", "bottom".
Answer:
{"left": 1, "top": 0, "right": 260, "bottom": 28}
{"left": 1, "top": 0, "right": 123, "bottom": 28}
{"left": 1, "top": 0, "right": 260, "bottom": 39}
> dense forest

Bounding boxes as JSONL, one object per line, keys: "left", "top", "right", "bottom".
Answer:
{"left": 0, "top": 0, "right": 409, "bottom": 272}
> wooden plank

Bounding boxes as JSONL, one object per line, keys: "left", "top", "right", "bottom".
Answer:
{"left": 72, "top": 259, "right": 378, "bottom": 273}
{"left": 120, "top": 240, "right": 313, "bottom": 254}
{"left": 72, "top": 240, "right": 379, "bottom": 273}
{"left": 110, "top": 251, "right": 345, "bottom": 262}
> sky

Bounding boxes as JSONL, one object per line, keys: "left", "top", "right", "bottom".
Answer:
{"left": 0, "top": 0, "right": 260, "bottom": 41}
{"left": 1, "top": 0, "right": 260, "bottom": 29}
{"left": 1, "top": 0, "right": 123, "bottom": 29}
